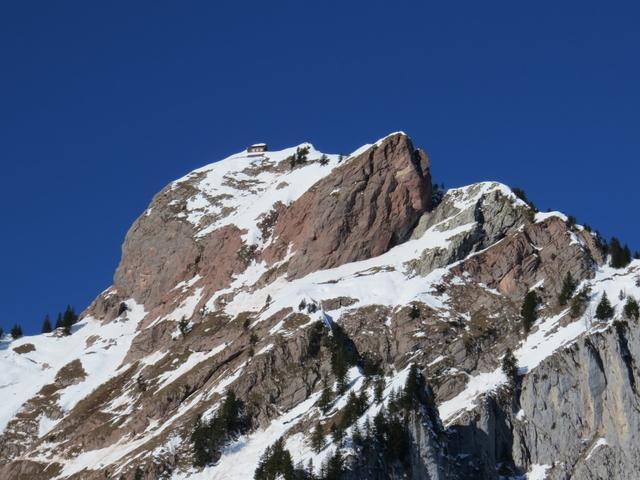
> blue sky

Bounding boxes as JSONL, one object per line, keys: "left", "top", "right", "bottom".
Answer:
{"left": 1, "top": 1, "right": 639, "bottom": 334}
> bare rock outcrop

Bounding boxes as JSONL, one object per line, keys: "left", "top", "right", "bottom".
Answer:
{"left": 407, "top": 183, "right": 532, "bottom": 277}
{"left": 262, "top": 133, "right": 432, "bottom": 279}
{"left": 452, "top": 215, "right": 603, "bottom": 300}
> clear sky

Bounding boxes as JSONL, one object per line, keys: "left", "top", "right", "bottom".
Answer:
{"left": 1, "top": 1, "right": 639, "bottom": 334}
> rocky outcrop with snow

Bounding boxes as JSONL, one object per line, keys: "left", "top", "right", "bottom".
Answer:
{"left": 1, "top": 132, "right": 639, "bottom": 480}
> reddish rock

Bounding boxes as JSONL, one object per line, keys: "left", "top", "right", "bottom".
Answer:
{"left": 262, "top": 133, "right": 432, "bottom": 279}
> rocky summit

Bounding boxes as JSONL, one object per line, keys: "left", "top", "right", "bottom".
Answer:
{"left": 1, "top": 132, "right": 640, "bottom": 480}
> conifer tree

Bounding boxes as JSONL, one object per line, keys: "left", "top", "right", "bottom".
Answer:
{"left": 521, "top": 291, "right": 540, "bottom": 333}
{"left": 401, "top": 363, "right": 424, "bottom": 410}
{"left": 10, "top": 324, "right": 23, "bottom": 339}
{"left": 41, "top": 314, "right": 53, "bottom": 334}
{"left": 63, "top": 305, "right": 78, "bottom": 326}
{"left": 317, "top": 381, "right": 334, "bottom": 414}
{"left": 254, "top": 437, "right": 295, "bottom": 480}
{"left": 310, "top": 423, "right": 324, "bottom": 453}
{"left": 55, "top": 312, "right": 63, "bottom": 330}
{"left": 178, "top": 316, "right": 190, "bottom": 337}
{"left": 332, "top": 349, "right": 349, "bottom": 395}
{"left": 330, "top": 423, "right": 345, "bottom": 446}
{"left": 191, "top": 390, "right": 248, "bottom": 468}
{"left": 624, "top": 296, "right": 639, "bottom": 321}
{"left": 501, "top": 348, "right": 519, "bottom": 387}
{"left": 324, "top": 449, "right": 344, "bottom": 480}
{"left": 570, "top": 286, "right": 591, "bottom": 318}
{"left": 374, "top": 377, "right": 385, "bottom": 404}
{"left": 191, "top": 416, "right": 213, "bottom": 468}
{"left": 373, "top": 408, "right": 387, "bottom": 442}
{"left": 386, "top": 416, "right": 410, "bottom": 464}
{"left": 511, "top": 187, "right": 537, "bottom": 212}
{"left": 220, "top": 390, "right": 242, "bottom": 433}
{"left": 610, "top": 237, "right": 632, "bottom": 268}
{"left": 0, "top": 327, "right": 3, "bottom": 339}
{"left": 558, "top": 272, "right": 577, "bottom": 306}
{"left": 62, "top": 315, "right": 73, "bottom": 336}
{"left": 352, "top": 422, "right": 364, "bottom": 449}
{"left": 357, "top": 389, "right": 369, "bottom": 415}
{"left": 595, "top": 292, "right": 614, "bottom": 321}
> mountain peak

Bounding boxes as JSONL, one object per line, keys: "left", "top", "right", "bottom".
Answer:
{"left": 2, "top": 132, "right": 638, "bottom": 480}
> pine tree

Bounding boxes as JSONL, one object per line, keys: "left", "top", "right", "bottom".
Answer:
{"left": 521, "top": 291, "right": 540, "bottom": 333}
{"left": 10, "top": 324, "right": 23, "bottom": 339}
{"left": 178, "top": 316, "right": 190, "bottom": 337}
{"left": 352, "top": 422, "right": 364, "bottom": 449}
{"left": 373, "top": 408, "right": 387, "bottom": 442}
{"left": 401, "top": 363, "right": 424, "bottom": 410}
{"left": 0, "top": 327, "right": 3, "bottom": 339}
{"left": 624, "top": 297, "right": 639, "bottom": 321}
{"left": 254, "top": 438, "right": 294, "bottom": 480}
{"left": 191, "top": 416, "right": 212, "bottom": 468}
{"left": 317, "top": 382, "right": 334, "bottom": 414}
{"left": 501, "top": 348, "right": 519, "bottom": 387}
{"left": 386, "top": 417, "right": 410, "bottom": 464}
{"left": 55, "top": 312, "right": 63, "bottom": 330}
{"left": 63, "top": 305, "right": 78, "bottom": 325}
{"left": 310, "top": 423, "right": 324, "bottom": 453}
{"left": 363, "top": 417, "right": 373, "bottom": 441}
{"left": 219, "top": 390, "right": 242, "bottom": 433}
{"left": 332, "top": 349, "right": 349, "bottom": 395}
{"left": 595, "top": 292, "right": 614, "bottom": 321}
{"left": 319, "top": 154, "right": 329, "bottom": 166}
{"left": 41, "top": 314, "right": 53, "bottom": 334}
{"left": 374, "top": 377, "right": 385, "bottom": 404}
{"left": 408, "top": 304, "right": 420, "bottom": 320}
{"left": 330, "top": 423, "right": 344, "bottom": 446}
{"left": 558, "top": 272, "right": 577, "bottom": 306}
{"left": 610, "top": 237, "right": 632, "bottom": 268}
{"left": 570, "top": 286, "right": 591, "bottom": 318}
{"left": 511, "top": 187, "right": 537, "bottom": 212}
{"left": 191, "top": 391, "right": 248, "bottom": 468}
{"left": 357, "top": 390, "right": 369, "bottom": 415}
{"left": 62, "top": 316, "right": 73, "bottom": 336}
{"left": 324, "top": 449, "right": 344, "bottom": 480}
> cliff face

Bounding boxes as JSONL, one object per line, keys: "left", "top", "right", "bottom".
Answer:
{"left": 1, "top": 132, "right": 639, "bottom": 480}
{"left": 261, "top": 133, "right": 432, "bottom": 279}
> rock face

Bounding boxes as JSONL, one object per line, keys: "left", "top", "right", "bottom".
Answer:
{"left": 114, "top": 133, "right": 431, "bottom": 321}
{"left": 262, "top": 133, "right": 432, "bottom": 279}
{"left": 408, "top": 182, "right": 531, "bottom": 277}
{"left": 515, "top": 320, "right": 640, "bottom": 479}
{"left": 2, "top": 132, "right": 639, "bottom": 480}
